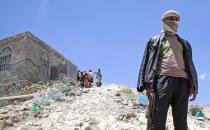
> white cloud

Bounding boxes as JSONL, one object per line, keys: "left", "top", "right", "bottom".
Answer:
{"left": 198, "top": 73, "right": 206, "bottom": 80}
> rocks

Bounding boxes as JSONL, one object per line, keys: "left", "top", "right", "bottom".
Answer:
{"left": 0, "top": 114, "right": 9, "bottom": 120}
{"left": 115, "top": 92, "right": 122, "bottom": 97}
{"left": 0, "top": 82, "right": 209, "bottom": 130}
{"left": 0, "top": 109, "right": 9, "bottom": 114}
{"left": 5, "top": 119, "right": 13, "bottom": 126}
{"left": 41, "top": 113, "right": 49, "bottom": 118}
{"left": 11, "top": 116, "right": 21, "bottom": 123}
{"left": 0, "top": 80, "right": 32, "bottom": 98}
{"left": 18, "top": 106, "right": 29, "bottom": 111}
{"left": 197, "top": 117, "right": 205, "bottom": 121}
{"left": 0, "top": 120, "right": 6, "bottom": 129}
{"left": 84, "top": 126, "right": 91, "bottom": 130}
{"left": 117, "top": 112, "right": 136, "bottom": 121}
{"left": 78, "top": 123, "right": 92, "bottom": 130}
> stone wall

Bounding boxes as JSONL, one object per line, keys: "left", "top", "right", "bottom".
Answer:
{"left": 0, "top": 32, "right": 77, "bottom": 85}
{"left": 23, "top": 36, "right": 77, "bottom": 83}
{"left": 0, "top": 37, "right": 27, "bottom": 83}
{"left": 0, "top": 80, "right": 31, "bottom": 97}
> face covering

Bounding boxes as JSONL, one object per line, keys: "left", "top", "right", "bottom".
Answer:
{"left": 163, "top": 20, "right": 179, "bottom": 35}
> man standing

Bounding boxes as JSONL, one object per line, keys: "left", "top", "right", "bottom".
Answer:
{"left": 95, "top": 68, "right": 102, "bottom": 87}
{"left": 137, "top": 10, "right": 198, "bottom": 130}
{"left": 88, "top": 69, "right": 94, "bottom": 83}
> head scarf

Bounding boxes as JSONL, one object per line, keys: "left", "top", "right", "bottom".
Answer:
{"left": 162, "top": 10, "right": 180, "bottom": 35}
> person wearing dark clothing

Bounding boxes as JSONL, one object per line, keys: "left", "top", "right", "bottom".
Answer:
{"left": 137, "top": 10, "right": 198, "bottom": 130}
{"left": 83, "top": 72, "right": 91, "bottom": 88}
{"left": 95, "top": 69, "right": 102, "bottom": 87}
{"left": 88, "top": 70, "right": 93, "bottom": 83}
{"left": 80, "top": 72, "right": 84, "bottom": 87}
{"left": 77, "top": 70, "right": 82, "bottom": 81}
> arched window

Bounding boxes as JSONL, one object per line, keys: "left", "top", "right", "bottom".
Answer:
{"left": 0, "top": 47, "right": 12, "bottom": 71}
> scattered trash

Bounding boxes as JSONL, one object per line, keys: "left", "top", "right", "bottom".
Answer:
{"left": 56, "top": 74, "right": 68, "bottom": 81}
{"left": 189, "top": 106, "right": 205, "bottom": 117}
{"left": 45, "top": 88, "right": 65, "bottom": 100}
{"left": 1, "top": 80, "right": 210, "bottom": 130}
{"left": 34, "top": 97, "right": 50, "bottom": 106}
{"left": 30, "top": 105, "right": 43, "bottom": 113}
{"left": 139, "top": 106, "right": 145, "bottom": 110}
{"left": 195, "top": 111, "right": 205, "bottom": 117}
{"left": 60, "top": 84, "right": 71, "bottom": 93}
{"left": 128, "top": 100, "right": 134, "bottom": 108}
{"left": 137, "top": 95, "right": 149, "bottom": 108}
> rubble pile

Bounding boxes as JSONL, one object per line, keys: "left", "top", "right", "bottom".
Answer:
{"left": 0, "top": 82, "right": 209, "bottom": 130}
{"left": 0, "top": 80, "right": 31, "bottom": 96}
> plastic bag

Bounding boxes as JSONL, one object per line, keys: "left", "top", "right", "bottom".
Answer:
{"left": 137, "top": 95, "right": 149, "bottom": 106}
{"left": 31, "top": 105, "right": 43, "bottom": 113}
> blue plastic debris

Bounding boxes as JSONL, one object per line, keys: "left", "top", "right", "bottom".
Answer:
{"left": 195, "top": 111, "right": 205, "bottom": 117}
{"left": 137, "top": 95, "right": 149, "bottom": 106}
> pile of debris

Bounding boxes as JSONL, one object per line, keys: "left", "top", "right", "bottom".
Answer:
{"left": 0, "top": 82, "right": 209, "bottom": 130}
{"left": 0, "top": 80, "right": 86, "bottom": 129}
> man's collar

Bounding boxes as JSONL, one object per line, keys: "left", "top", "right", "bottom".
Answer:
{"left": 161, "top": 32, "right": 180, "bottom": 41}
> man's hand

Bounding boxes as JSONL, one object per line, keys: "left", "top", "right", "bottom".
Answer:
{"left": 189, "top": 87, "right": 197, "bottom": 101}
{"left": 145, "top": 88, "right": 153, "bottom": 109}
{"left": 146, "top": 88, "right": 153, "bottom": 101}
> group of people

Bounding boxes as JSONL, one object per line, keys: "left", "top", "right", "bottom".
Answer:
{"left": 77, "top": 69, "right": 102, "bottom": 88}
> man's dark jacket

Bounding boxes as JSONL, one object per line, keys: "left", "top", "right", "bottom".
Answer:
{"left": 137, "top": 33, "right": 198, "bottom": 93}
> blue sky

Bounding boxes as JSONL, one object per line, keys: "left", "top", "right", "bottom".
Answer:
{"left": 0, "top": 0, "right": 209, "bottom": 105}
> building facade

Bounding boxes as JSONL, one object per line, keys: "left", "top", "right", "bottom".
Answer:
{"left": 0, "top": 32, "right": 77, "bottom": 84}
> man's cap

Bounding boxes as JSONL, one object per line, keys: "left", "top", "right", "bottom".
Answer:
{"left": 162, "top": 10, "right": 180, "bottom": 20}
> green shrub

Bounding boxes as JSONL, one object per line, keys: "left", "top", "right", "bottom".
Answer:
{"left": 119, "top": 88, "right": 132, "bottom": 94}
{"left": 37, "top": 81, "right": 45, "bottom": 85}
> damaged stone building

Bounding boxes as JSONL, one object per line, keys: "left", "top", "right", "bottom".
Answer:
{"left": 0, "top": 32, "right": 77, "bottom": 84}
